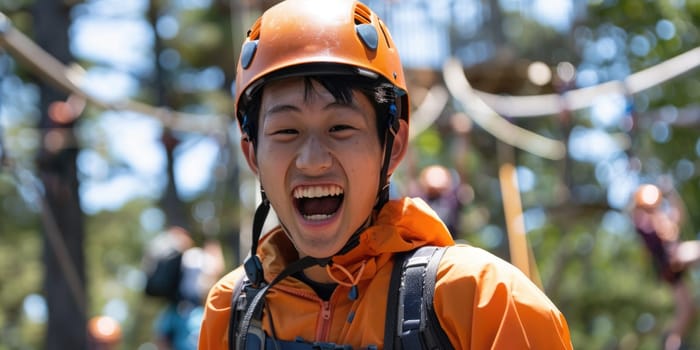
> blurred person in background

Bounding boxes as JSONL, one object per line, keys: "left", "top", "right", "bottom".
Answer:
{"left": 631, "top": 183, "right": 700, "bottom": 350}
{"left": 411, "top": 164, "right": 467, "bottom": 240}
{"left": 142, "top": 226, "right": 224, "bottom": 349}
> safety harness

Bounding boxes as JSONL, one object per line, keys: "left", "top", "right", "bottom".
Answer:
{"left": 228, "top": 246, "right": 453, "bottom": 350}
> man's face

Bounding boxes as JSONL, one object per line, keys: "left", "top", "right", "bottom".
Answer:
{"left": 244, "top": 77, "right": 383, "bottom": 258}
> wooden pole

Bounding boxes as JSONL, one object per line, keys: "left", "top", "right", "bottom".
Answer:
{"left": 499, "top": 162, "right": 543, "bottom": 289}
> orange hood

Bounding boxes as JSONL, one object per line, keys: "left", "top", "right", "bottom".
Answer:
{"left": 200, "top": 198, "right": 573, "bottom": 350}
{"left": 257, "top": 197, "right": 455, "bottom": 285}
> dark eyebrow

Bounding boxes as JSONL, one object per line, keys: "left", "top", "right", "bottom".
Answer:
{"left": 265, "top": 100, "right": 364, "bottom": 117}
{"left": 264, "top": 104, "right": 300, "bottom": 117}
{"left": 323, "top": 100, "right": 364, "bottom": 114}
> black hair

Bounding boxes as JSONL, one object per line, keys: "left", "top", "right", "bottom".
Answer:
{"left": 241, "top": 75, "right": 397, "bottom": 149}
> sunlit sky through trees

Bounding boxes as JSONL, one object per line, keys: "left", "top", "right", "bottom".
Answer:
{"left": 6, "top": 0, "right": 687, "bottom": 217}
{"left": 64, "top": 0, "right": 598, "bottom": 215}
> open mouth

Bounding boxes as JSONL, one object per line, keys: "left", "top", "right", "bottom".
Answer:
{"left": 293, "top": 185, "right": 344, "bottom": 221}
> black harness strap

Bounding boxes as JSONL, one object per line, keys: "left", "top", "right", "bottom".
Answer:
{"left": 240, "top": 256, "right": 325, "bottom": 350}
{"left": 264, "top": 338, "right": 353, "bottom": 350}
{"left": 421, "top": 247, "right": 453, "bottom": 349}
{"left": 229, "top": 246, "right": 453, "bottom": 350}
{"left": 229, "top": 274, "right": 247, "bottom": 350}
{"left": 383, "top": 250, "right": 409, "bottom": 349}
{"left": 395, "top": 246, "right": 452, "bottom": 350}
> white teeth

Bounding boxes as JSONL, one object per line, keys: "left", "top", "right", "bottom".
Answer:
{"left": 303, "top": 214, "right": 333, "bottom": 221}
{"left": 293, "top": 185, "right": 343, "bottom": 199}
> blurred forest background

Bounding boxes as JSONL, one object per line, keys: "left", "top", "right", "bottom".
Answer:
{"left": 0, "top": 0, "right": 699, "bottom": 349}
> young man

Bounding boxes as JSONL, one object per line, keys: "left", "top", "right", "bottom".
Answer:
{"left": 199, "top": 0, "right": 573, "bottom": 349}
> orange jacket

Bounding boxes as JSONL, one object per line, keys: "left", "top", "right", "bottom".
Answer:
{"left": 199, "top": 198, "right": 573, "bottom": 349}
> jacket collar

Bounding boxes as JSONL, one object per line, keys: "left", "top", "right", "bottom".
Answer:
{"left": 258, "top": 197, "right": 455, "bottom": 283}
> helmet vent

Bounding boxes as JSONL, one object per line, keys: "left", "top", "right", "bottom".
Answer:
{"left": 378, "top": 20, "right": 392, "bottom": 49}
{"left": 247, "top": 18, "right": 261, "bottom": 40}
{"left": 241, "top": 18, "right": 262, "bottom": 69}
{"left": 356, "top": 24, "right": 378, "bottom": 50}
{"left": 353, "top": 2, "right": 372, "bottom": 25}
{"left": 354, "top": 3, "right": 378, "bottom": 50}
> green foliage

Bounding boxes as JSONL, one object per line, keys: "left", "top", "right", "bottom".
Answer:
{"left": 0, "top": 227, "right": 43, "bottom": 349}
{"left": 84, "top": 200, "right": 168, "bottom": 348}
{"left": 413, "top": 128, "right": 444, "bottom": 161}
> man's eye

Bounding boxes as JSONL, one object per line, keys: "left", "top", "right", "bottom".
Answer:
{"left": 273, "top": 129, "right": 297, "bottom": 135}
{"left": 330, "top": 125, "right": 354, "bottom": 132}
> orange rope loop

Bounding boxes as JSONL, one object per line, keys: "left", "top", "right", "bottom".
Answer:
{"left": 326, "top": 260, "right": 367, "bottom": 288}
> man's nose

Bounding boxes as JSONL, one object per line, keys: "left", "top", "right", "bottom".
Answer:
{"left": 296, "top": 136, "right": 332, "bottom": 173}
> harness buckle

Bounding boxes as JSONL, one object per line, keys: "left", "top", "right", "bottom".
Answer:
{"left": 244, "top": 255, "right": 264, "bottom": 286}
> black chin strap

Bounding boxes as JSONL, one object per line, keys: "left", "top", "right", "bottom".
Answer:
{"left": 243, "top": 190, "right": 270, "bottom": 286}
{"left": 238, "top": 103, "right": 400, "bottom": 348}
{"left": 245, "top": 103, "right": 398, "bottom": 285}
{"left": 238, "top": 255, "right": 331, "bottom": 349}
{"left": 375, "top": 103, "right": 399, "bottom": 211}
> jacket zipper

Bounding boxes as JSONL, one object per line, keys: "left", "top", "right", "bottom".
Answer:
{"left": 317, "top": 301, "right": 332, "bottom": 341}
{"left": 276, "top": 284, "right": 333, "bottom": 342}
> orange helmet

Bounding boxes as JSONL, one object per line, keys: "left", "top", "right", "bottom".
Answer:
{"left": 634, "top": 184, "right": 662, "bottom": 210}
{"left": 233, "top": 0, "right": 408, "bottom": 129}
{"left": 237, "top": 0, "right": 409, "bottom": 286}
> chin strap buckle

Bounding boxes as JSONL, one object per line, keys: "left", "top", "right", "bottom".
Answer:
{"left": 244, "top": 255, "right": 264, "bottom": 287}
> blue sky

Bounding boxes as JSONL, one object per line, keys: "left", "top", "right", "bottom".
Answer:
{"left": 71, "top": 0, "right": 220, "bottom": 213}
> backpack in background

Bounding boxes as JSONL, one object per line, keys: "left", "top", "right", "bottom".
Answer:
{"left": 143, "top": 228, "right": 191, "bottom": 301}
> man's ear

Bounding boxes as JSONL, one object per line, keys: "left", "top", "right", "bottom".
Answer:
{"left": 241, "top": 137, "right": 259, "bottom": 175}
{"left": 387, "top": 119, "right": 409, "bottom": 175}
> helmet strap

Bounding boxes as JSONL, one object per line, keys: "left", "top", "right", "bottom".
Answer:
{"left": 239, "top": 102, "right": 401, "bottom": 348}
{"left": 244, "top": 103, "right": 399, "bottom": 287}
{"left": 238, "top": 254, "right": 330, "bottom": 349}
{"left": 375, "top": 103, "right": 399, "bottom": 211}
{"left": 244, "top": 189, "right": 269, "bottom": 287}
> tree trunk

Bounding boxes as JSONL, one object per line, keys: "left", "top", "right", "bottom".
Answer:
{"left": 33, "top": 0, "right": 86, "bottom": 349}
{"left": 148, "top": 0, "right": 188, "bottom": 229}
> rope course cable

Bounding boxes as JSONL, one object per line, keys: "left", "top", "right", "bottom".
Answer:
{"left": 0, "top": 11, "right": 228, "bottom": 135}
{"left": 444, "top": 58, "right": 567, "bottom": 160}
{"left": 473, "top": 47, "right": 700, "bottom": 118}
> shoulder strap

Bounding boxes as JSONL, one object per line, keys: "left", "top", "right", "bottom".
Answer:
{"left": 383, "top": 250, "right": 409, "bottom": 349}
{"left": 385, "top": 246, "right": 453, "bottom": 350}
{"left": 229, "top": 273, "right": 249, "bottom": 350}
{"left": 229, "top": 274, "right": 364, "bottom": 350}
{"left": 231, "top": 247, "right": 452, "bottom": 350}
{"left": 230, "top": 275, "right": 271, "bottom": 350}
{"left": 229, "top": 258, "right": 348, "bottom": 350}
